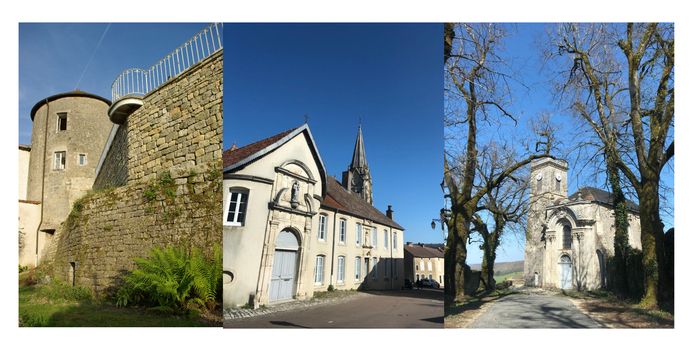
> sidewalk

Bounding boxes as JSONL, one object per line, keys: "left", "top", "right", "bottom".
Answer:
{"left": 224, "top": 291, "right": 363, "bottom": 321}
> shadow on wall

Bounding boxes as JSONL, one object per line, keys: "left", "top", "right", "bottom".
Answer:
{"left": 355, "top": 257, "right": 404, "bottom": 291}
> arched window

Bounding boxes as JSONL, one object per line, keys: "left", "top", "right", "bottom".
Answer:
{"left": 337, "top": 256, "right": 346, "bottom": 283}
{"left": 225, "top": 187, "right": 249, "bottom": 226}
{"left": 318, "top": 214, "right": 328, "bottom": 240}
{"left": 314, "top": 255, "right": 325, "bottom": 285}
{"left": 562, "top": 225, "right": 572, "bottom": 249}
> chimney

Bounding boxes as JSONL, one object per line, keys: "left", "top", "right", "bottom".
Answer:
{"left": 386, "top": 205, "right": 393, "bottom": 219}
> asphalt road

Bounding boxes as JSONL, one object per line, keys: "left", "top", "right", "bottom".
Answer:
{"left": 225, "top": 289, "right": 444, "bottom": 328}
{"left": 469, "top": 293, "right": 602, "bottom": 328}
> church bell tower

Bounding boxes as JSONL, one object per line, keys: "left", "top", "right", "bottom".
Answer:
{"left": 342, "top": 125, "right": 373, "bottom": 204}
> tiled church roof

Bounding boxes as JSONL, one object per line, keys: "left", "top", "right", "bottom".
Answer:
{"left": 322, "top": 176, "right": 404, "bottom": 230}
{"left": 569, "top": 186, "right": 640, "bottom": 212}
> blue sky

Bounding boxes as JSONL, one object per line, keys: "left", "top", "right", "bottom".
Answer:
{"left": 449, "top": 23, "right": 675, "bottom": 264}
{"left": 223, "top": 23, "right": 445, "bottom": 245}
{"left": 18, "top": 23, "right": 208, "bottom": 144}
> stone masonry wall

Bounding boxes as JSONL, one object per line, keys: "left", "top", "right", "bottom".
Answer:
{"left": 45, "top": 51, "right": 223, "bottom": 297}
{"left": 93, "top": 123, "right": 128, "bottom": 190}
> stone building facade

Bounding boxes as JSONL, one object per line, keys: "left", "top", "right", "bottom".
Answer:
{"left": 223, "top": 124, "right": 404, "bottom": 308}
{"left": 524, "top": 157, "right": 642, "bottom": 290}
{"left": 41, "top": 50, "right": 223, "bottom": 295}
{"left": 19, "top": 92, "right": 113, "bottom": 267}
{"left": 404, "top": 243, "right": 444, "bottom": 286}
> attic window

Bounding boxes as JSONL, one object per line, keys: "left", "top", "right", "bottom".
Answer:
{"left": 57, "top": 113, "right": 67, "bottom": 131}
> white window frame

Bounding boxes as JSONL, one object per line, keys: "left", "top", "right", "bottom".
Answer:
{"left": 384, "top": 230, "right": 388, "bottom": 249}
{"left": 354, "top": 256, "right": 361, "bottom": 281}
{"left": 371, "top": 227, "right": 377, "bottom": 248}
{"left": 420, "top": 260, "right": 425, "bottom": 271}
{"left": 371, "top": 257, "right": 378, "bottom": 279}
{"left": 53, "top": 151, "right": 66, "bottom": 170}
{"left": 337, "top": 256, "right": 345, "bottom": 284}
{"left": 225, "top": 188, "right": 249, "bottom": 226}
{"left": 314, "top": 255, "right": 325, "bottom": 285}
{"left": 355, "top": 223, "right": 361, "bottom": 246}
{"left": 339, "top": 219, "right": 346, "bottom": 244}
{"left": 393, "top": 232, "right": 398, "bottom": 250}
{"left": 428, "top": 260, "right": 432, "bottom": 271}
{"left": 318, "top": 214, "right": 327, "bottom": 241}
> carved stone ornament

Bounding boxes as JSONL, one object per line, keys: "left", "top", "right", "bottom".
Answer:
{"left": 290, "top": 181, "right": 300, "bottom": 209}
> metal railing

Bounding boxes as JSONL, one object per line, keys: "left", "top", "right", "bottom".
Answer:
{"left": 111, "top": 23, "right": 223, "bottom": 101}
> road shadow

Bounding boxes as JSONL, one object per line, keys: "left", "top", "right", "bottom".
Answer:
{"left": 445, "top": 290, "right": 514, "bottom": 317}
{"left": 361, "top": 289, "right": 444, "bottom": 301}
{"left": 268, "top": 320, "right": 311, "bottom": 328}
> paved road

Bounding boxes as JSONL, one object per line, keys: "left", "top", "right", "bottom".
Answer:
{"left": 225, "top": 289, "right": 444, "bottom": 328}
{"left": 470, "top": 293, "right": 602, "bottom": 328}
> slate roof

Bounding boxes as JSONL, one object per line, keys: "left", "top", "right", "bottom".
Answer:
{"left": 322, "top": 176, "right": 404, "bottom": 231}
{"left": 404, "top": 244, "right": 445, "bottom": 259}
{"left": 569, "top": 186, "right": 640, "bottom": 212}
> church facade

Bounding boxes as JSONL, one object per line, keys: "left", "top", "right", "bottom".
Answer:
{"left": 223, "top": 124, "right": 404, "bottom": 308}
{"left": 524, "top": 157, "right": 642, "bottom": 290}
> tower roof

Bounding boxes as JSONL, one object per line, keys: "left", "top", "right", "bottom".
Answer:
{"left": 349, "top": 125, "right": 368, "bottom": 169}
{"left": 30, "top": 90, "right": 111, "bottom": 121}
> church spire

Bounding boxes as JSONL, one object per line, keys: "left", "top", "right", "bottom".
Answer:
{"left": 342, "top": 124, "right": 373, "bottom": 204}
{"left": 349, "top": 124, "right": 368, "bottom": 169}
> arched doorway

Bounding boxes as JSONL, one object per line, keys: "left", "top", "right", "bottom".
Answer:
{"left": 269, "top": 229, "right": 300, "bottom": 302}
{"left": 596, "top": 250, "right": 606, "bottom": 289}
{"left": 559, "top": 254, "right": 573, "bottom": 289}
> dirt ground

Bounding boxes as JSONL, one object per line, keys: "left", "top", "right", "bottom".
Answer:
{"left": 570, "top": 297, "right": 674, "bottom": 328}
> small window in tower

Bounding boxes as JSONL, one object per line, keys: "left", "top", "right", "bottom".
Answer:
{"left": 53, "top": 151, "right": 66, "bottom": 170}
{"left": 57, "top": 113, "right": 67, "bottom": 132}
{"left": 78, "top": 154, "right": 87, "bottom": 166}
{"left": 555, "top": 173, "right": 562, "bottom": 191}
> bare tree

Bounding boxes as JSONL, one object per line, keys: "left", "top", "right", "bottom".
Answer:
{"left": 548, "top": 23, "right": 674, "bottom": 309}
{"left": 470, "top": 143, "right": 530, "bottom": 291}
{"left": 443, "top": 23, "right": 553, "bottom": 303}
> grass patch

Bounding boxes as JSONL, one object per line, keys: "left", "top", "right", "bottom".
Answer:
{"left": 494, "top": 271, "right": 523, "bottom": 284}
{"left": 19, "top": 283, "right": 216, "bottom": 327}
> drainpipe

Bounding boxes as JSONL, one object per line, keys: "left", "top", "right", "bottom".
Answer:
{"left": 35, "top": 98, "right": 50, "bottom": 267}
{"left": 389, "top": 227, "right": 394, "bottom": 289}
{"left": 329, "top": 209, "right": 338, "bottom": 287}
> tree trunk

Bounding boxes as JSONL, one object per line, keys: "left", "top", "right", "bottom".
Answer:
{"left": 638, "top": 178, "right": 665, "bottom": 309}
{"left": 480, "top": 235, "right": 498, "bottom": 291}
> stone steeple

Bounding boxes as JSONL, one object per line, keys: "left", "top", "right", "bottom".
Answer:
{"left": 342, "top": 125, "right": 373, "bottom": 204}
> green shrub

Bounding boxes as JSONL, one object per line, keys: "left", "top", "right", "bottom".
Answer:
{"left": 36, "top": 280, "right": 93, "bottom": 302}
{"left": 116, "top": 245, "right": 222, "bottom": 314}
{"left": 327, "top": 284, "right": 335, "bottom": 292}
{"left": 19, "top": 265, "right": 29, "bottom": 274}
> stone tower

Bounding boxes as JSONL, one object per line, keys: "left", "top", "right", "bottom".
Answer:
{"left": 25, "top": 91, "right": 113, "bottom": 256}
{"left": 342, "top": 125, "right": 373, "bottom": 204}
{"left": 523, "top": 156, "right": 568, "bottom": 286}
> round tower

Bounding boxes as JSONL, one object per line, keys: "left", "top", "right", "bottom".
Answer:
{"left": 26, "top": 91, "right": 113, "bottom": 236}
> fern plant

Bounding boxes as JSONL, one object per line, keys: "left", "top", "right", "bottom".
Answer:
{"left": 116, "top": 245, "right": 222, "bottom": 314}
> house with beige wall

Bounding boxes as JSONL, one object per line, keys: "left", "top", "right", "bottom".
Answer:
{"left": 223, "top": 124, "right": 404, "bottom": 308}
{"left": 404, "top": 243, "right": 444, "bottom": 286}
{"left": 524, "top": 157, "right": 642, "bottom": 290}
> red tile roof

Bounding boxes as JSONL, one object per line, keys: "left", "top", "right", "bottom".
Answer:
{"left": 322, "top": 176, "right": 404, "bottom": 230}
{"left": 223, "top": 127, "right": 297, "bottom": 169}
